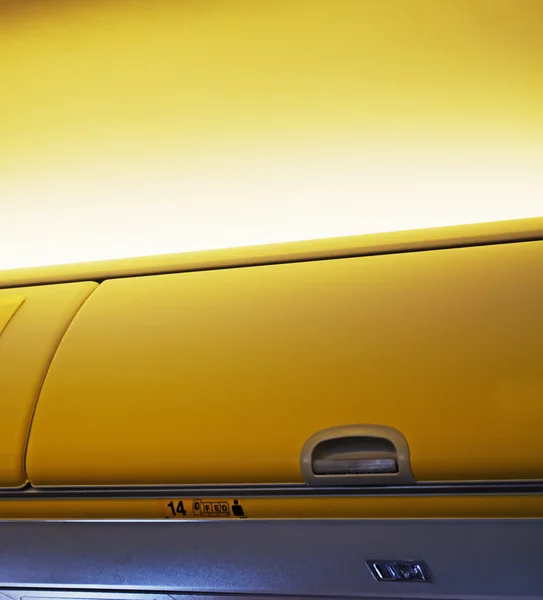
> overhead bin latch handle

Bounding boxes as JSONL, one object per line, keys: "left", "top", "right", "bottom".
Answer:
{"left": 301, "top": 425, "right": 414, "bottom": 486}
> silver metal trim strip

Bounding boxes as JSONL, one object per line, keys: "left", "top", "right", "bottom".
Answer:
{"left": 2, "top": 480, "right": 543, "bottom": 499}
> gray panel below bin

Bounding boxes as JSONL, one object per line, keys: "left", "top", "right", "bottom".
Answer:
{"left": 0, "top": 519, "right": 542, "bottom": 599}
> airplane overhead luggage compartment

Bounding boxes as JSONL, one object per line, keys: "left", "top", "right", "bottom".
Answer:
{"left": 25, "top": 238, "right": 543, "bottom": 489}
{"left": 0, "top": 282, "right": 98, "bottom": 488}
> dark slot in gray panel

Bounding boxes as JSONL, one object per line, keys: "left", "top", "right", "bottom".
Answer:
{"left": 0, "top": 519, "right": 542, "bottom": 599}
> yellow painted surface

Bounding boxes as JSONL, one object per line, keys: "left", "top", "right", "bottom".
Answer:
{"left": 0, "top": 282, "right": 98, "bottom": 487}
{"left": 0, "top": 296, "right": 25, "bottom": 335}
{"left": 26, "top": 241, "right": 543, "bottom": 487}
{"left": 0, "top": 495, "right": 542, "bottom": 520}
{"left": 0, "top": 217, "right": 542, "bottom": 289}
{"left": 3, "top": 0, "right": 542, "bottom": 161}
{"left": 1, "top": 1, "right": 542, "bottom": 268}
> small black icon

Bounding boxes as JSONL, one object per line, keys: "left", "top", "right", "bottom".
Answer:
{"left": 231, "top": 499, "right": 246, "bottom": 518}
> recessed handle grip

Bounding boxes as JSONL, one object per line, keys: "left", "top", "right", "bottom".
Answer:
{"left": 301, "top": 425, "right": 414, "bottom": 486}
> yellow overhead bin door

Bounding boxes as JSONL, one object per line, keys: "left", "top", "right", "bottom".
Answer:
{"left": 0, "top": 282, "right": 98, "bottom": 488}
{"left": 26, "top": 241, "right": 542, "bottom": 487}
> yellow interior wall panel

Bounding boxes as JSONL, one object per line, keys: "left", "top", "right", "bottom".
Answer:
{"left": 26, "top": 241, "right": 543, "bottom": 487}
{"left": 0, "top": 281, "right": 98, "bottom": 487}
{"left": 1, "top": 0, "right": 543, "bottom": 269}
{"left": 0, "top": 495, "right": 542, "bottom": 521}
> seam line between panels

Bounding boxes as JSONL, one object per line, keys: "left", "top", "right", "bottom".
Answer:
{"left": 21, "top": 282, "right": 101, "bottom": 486}
{"left": 1, "top": 234, "right": 542, "bottom": 290}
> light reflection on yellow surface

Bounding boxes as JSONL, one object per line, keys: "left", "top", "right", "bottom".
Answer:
{"left": 1, "top": 1, "right": 542, "bottom": 269}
